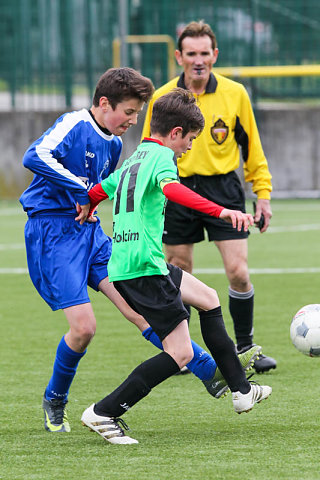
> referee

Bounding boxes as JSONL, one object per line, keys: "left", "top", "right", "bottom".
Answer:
{"left": 141, "top": 20, "right": 276, "bottom": 373}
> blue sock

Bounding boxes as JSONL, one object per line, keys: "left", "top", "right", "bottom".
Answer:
{"left": 45, "top": 336, "right": 86, "bottom": 402}
{"left": 142, "top": 327, "right": 217, "bottom": 381}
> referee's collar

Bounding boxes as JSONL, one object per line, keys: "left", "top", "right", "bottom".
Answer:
{"left": 177, "top": 72, "right": 217, "bottom": 93}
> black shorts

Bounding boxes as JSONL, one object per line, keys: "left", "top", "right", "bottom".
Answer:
{"left": 113, "top": 264, "right": 189, "bottom": 342}
{"left": 163, "top": 171, "right": 249, "bottom": 244}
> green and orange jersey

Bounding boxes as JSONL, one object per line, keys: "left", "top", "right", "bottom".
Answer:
{"left": 141, "top": 72, "right": 272, "bottom": 200}
{"left": 101, "top": 139, "right": 179, "bottom": 281}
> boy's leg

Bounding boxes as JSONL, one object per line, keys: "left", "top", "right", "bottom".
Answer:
{"left": 142, "top": 327, "right": 216, "bottom": 381}
{"left": 98, "top": 278, "right": 149, "bottom": 331}
{"left": 199, "top": 306, "right": 251, "bottom": 393}
{"left": 63, "top": 303, "right": 96, "bottom": 352}
{"left": 180, "top": 270, "right": 272, "bottom": 411}
{"left": 198, "top": 307, "right": 272, "bottom": 414}
{"left": 25, "top": 218, "right": 99, "bottom": 432}
{"left": 164, "top": 243, "right": 193, "bottom": 323}
{"left": 43, "top": 303, "right": 96, "bottom": 432}
{"left": 100, "top": 273, "right": 264, "bottom": 400}
{"left": 94, "top": 320, "right": 191, "bottom": 417}
{"left": 81, "top": 350, "right": 179, "bottom": 445}
{"left": 99, "top": 278, "right": 217, "bottom": 381}
{"left": 82, "top": 321, "right": 191, "bottom": 443}
{"left": 180, "top": 271, "right": 252, "bottom": 393}
{"left": 97, "top": 320, "right": 191, "bottom": 415}
{"left": 94, "top": 350, "right": 181, "bottom": 418}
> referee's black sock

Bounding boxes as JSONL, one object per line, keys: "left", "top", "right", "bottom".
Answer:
{"left": 199, "top": 307, "right": 250, "bottom": 393}
{"left": 94, "top": 352, "right": 180, "bottom": 417}
{"left": 229, "top": 286, "right": 254, "bottom": 350}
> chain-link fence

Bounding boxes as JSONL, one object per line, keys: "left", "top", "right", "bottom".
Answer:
{"left": 1, "top": 0, "right": 320, "bottom": 110}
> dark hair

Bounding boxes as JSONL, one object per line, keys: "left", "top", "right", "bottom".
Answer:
{"left": 177, "top": 20, "right": 217, "bottom": 51}
{"left": 150, "top": 88, "right": 204, "bottom": 137}
{"left": 93, "top": 67, "right": 154, "bottom": 109}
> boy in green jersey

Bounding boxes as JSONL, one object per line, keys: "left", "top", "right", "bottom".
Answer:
{"left": 81, "top": 89, "right": 272, "bottom": 444}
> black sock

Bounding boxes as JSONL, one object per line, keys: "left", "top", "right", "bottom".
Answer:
{"left": 94, "top": 352, "right": 180, "bottom": 417}
{"left": 199, "top": 307, "right": 250, "bottom": 393}
{"left": 229, "top": 286, "right": 254, "bottom": 350}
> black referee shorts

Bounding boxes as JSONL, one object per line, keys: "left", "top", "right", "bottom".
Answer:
{"left": 163, "top": 171, "right": 249, "bottom": 244}
{"left": 113, "top": 264, "right": 189, "bottom": 342}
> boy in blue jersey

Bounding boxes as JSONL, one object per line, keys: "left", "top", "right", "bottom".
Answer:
{"left": 20, "top": 67, "right": 155, "bottom": 433}
{"left": 20, "top": 67, "right": 254, "bottom": 435}
{"left": 81, "top": 89, "right": 272, "bottom": 444}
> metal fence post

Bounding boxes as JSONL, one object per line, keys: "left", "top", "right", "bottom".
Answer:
{"left": 119, "top": 0, "right": 128, "bottom": 66}
{"left": 60, "top": 0, "right": 73, "bottom": 108}
{"left": 85, "top": 0, "right": 94, "bottom": 98}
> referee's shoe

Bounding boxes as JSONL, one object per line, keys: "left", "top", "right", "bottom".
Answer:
{"left": 237, "top": 344, "right": 277, "bottom": 373}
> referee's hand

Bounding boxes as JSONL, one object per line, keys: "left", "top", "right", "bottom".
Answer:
{"left": 254, "top": 199, "right": 272, "bottom": 233}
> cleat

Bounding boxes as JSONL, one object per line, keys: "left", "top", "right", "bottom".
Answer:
{"left": 202, "top": 345, "right": 262, "bottom": 399}
{"left": 42, "top": 395, "right": 70, "bottom": 432}
{"left": 237, "top": 344, "right": 277, "bottom": 373}
{"left": 81, "top": 404, "right": 138, "bottom": 445}
{"left": 232, "top": 383, "right": 272, "bottom": 414}
{"left": 253, "top": 353, "right": 277, "bottom": 373}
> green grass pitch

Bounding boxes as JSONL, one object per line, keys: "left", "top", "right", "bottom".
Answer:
{"left": 1, "top": 198, "right": 320, "bottom": 480}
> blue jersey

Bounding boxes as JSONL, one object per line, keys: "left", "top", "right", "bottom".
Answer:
{"left": 20, "top": 108, "right": 122, "bottom": 216}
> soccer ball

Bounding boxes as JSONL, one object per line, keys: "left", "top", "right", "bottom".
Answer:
{"left": 290, "top": 304, "right": 320, "bottom": 357}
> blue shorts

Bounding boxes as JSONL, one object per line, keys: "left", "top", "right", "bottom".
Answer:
{"left": 24, "top": 216, "right": 112, "bottom": 311}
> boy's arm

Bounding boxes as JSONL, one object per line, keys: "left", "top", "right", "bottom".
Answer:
{"left": 23, "top": 120, "right": 90, "bottom": 206}
{"left": 75, "top": 201, "right": 91, "bottom": 225}
{"left": 80, "top": 169, "right": 119, "bottom": 223}
{"left": 161, "top": 180, "right": 254, "bottom": 231}
{"left": 86, "top": 183, "right": 109, "bottom": 219}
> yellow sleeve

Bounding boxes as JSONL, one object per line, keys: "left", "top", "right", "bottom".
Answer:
{"left": 240, "top": 87, "right": 272, "bottom": 199}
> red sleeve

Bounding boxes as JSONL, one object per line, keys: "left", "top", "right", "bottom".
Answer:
{"left": 87, "top": 183, "right": 109, "bottom": 216}
{"left": 162, "top": 182, "right": 224, "bottom": 218}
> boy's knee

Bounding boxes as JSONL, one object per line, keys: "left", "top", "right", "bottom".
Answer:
{"left": 71, "top": 324, "right": 96, "bottom": 349}
{"left": 174, "top": 346, "right": 194, "bottom": 368}
{"left": 200, "top": 287, "right": 220, "bottom": 311}
{"left": 185, "top": 348, "right": 194, "bottom": 365}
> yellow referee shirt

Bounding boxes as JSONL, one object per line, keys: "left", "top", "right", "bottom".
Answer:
{"left": 141, "top": 73, "right": 272, "bottom": 199}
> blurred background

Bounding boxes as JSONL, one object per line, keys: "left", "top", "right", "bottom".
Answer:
{"left": 1, "top": 0, "right": 320, "bottom": 198}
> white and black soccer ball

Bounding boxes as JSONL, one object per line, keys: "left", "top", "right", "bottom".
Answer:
{"left": 290, "top": 304, "right": 320, "bottom": 357}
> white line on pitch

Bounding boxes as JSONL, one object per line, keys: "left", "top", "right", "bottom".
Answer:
{"left": 0, "top": 223, "right": 319, "bottom": 251}
{"left": 193, "top": 267, "right": 320, "bottom": 274}
{"left": 250, "top": 223, "right": 320, "bottom": 234}
{"left": 1, "top": 267, "right": 320, "bottom": 275}
{"left": 270, "top": 203, "right": 320, "bottom": 212}
{"left": 0, "top": 268, "right": 28, "bottom": 274}
{"left": 2, "top": 209, "right": 25, "bottom": 216}
{"left": 0, "top": 243, "right": 25, "bottom": 250}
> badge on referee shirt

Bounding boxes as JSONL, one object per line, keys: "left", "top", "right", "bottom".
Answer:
{"left": 211, "top": 118, "right": 229, "bottom": 144}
